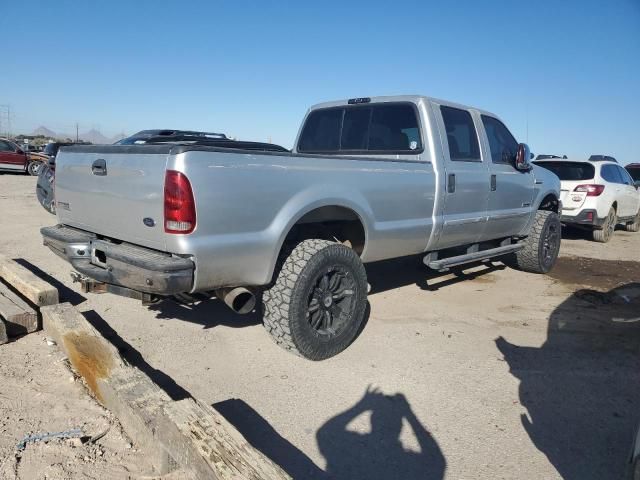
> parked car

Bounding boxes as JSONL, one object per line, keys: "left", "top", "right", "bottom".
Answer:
{"left": 625, "top": 163, "right": 640, "bottom": 187}
{"left": 41, "top": 95, "right": 561, "bottom": 360}
{"left": 536, "top": 154, "right": 567, "bottom": 160}
{"left": 0, "top": 138, "right": 44, "bottom": 175}
{"left": 36, "top": 142, "right": 75, "bottom": 214}
{"left": 114, "top": 129, "right": 228, "bottom": 145}
{"left": 534, "top": 157, "right": 640, "bottom": 242}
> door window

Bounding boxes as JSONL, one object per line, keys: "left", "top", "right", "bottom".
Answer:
{"left": 616, "top": 166, "right": 634, "bottom": 186}
{"left": 0, "top": 140, "right": 14, "bottom": 152}
{"left": 440, "top": 106, "right": 481, "bottom": 162}
{"left": 601, "top": 164, "right": 624, "bottom": 184}
{"left": 481, "top": 115, "right": 518, "bottom": 164}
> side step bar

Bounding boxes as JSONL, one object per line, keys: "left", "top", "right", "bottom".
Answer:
{"left": 424, "top": 243, "right": 523, "bottom": 271}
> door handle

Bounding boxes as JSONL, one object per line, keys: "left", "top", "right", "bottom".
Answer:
{"left": 490, "top": 174, "right": 497, "bottom": 191}
{"left": 91, "top": 159, "right": 107, "bottom": 176}
{"left": 447, "top": 173, "right": 456, "bottom": 193}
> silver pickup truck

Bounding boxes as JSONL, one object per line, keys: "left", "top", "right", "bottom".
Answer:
{"left": 41, "top": 95, "right": 561, "bottom": 360}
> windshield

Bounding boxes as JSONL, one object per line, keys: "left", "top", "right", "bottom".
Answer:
{"left": 534, "top": 161, "right": 595, "bottom": 181}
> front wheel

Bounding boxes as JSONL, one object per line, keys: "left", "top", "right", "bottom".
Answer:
{"left": 513, "top": 210, "right": 561, "bottom": 273}
{"left": 625, "top": 212, "right": 640, "bottom": 233}
{"left": 27, "top": 161, "right": 41, "bottom": 176}
{"left": 262, "top": 239, "right": 368, "bottom": 360}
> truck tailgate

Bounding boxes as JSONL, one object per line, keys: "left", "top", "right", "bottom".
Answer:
{"left": 54, "top": 146, "right": 170, "bottom": 251}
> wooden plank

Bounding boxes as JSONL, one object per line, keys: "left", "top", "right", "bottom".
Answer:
{"left": 162, "top": 399, "right": 291, "bottom": 480}
{"left": 0, "top": 282, "right": 38, "bottom": 335}
{"left": 41, "top": 303, "right": 290, "bottom": 480}
{"left": 0, "top": 319, "right": 7, "bottom": 345}
{"left": 0, "top": 254, "right": 58, "bottom": 306}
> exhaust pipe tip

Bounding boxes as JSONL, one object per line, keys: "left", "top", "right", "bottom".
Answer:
{"left": 216, "top": 287, "right": 256, "bottom": 315}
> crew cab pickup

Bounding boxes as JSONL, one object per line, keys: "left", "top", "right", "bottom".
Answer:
{"left": 41, "top": 95, "right": 561, "bottom": 360}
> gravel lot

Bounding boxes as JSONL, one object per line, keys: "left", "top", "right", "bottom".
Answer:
{"left": 1, "top": 173, "right": 638, "bottom": 479}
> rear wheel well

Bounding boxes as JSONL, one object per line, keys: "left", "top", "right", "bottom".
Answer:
{"left": 281, "top": 206, "right": 366, "bottom": 256}
{"left": 539, "top": 194, "right": 559, "bottom": 213}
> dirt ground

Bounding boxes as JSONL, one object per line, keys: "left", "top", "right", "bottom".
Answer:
{"left": 0, "top": 173, "right": 638, "bottom": 480}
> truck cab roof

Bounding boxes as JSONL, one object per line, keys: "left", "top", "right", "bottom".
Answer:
{"left": 306, "top": 94, "right": 500, "bottom": 118}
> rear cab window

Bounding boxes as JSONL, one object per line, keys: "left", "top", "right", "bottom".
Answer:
{"left": 533, "top": 161, "right": 595, "bottom": 181}
{"left": 297, "top": 103, "right": 423, "bottom": 154}
{"left": 440, "top": 106, "right": 481, "bottom": 162}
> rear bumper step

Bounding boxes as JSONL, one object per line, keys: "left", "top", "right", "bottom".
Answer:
{"left": 424, "top": 243, "right": 523, "bottom": 271}
{"left": 41, "top": 225, "right": 194, "bottom": 296}
{"left": 560, "top": 209, "right": 604, "bottom": 227}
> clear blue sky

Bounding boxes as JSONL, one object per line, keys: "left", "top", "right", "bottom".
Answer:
{"left": 2, "top": 0, "right": 639, "bottom": 162}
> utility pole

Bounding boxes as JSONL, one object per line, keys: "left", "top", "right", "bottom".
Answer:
{"left": 0, "top": 105, "right": 10, "bottom": 138}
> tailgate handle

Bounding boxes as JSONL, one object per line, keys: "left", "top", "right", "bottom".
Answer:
{"left": 91, "top": 159, "right": 107, "bottom": 176}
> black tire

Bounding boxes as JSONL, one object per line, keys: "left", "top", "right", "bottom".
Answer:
{"left": 593, "top": 207, "right": 616, "bottom": 242}
{"left": 262, "top": 239, "right": 368, "bottom": 360}
{"left": 27, "top": 161, "right": 41, "bottom": 176}
{"left": 625, "top": 212, "right": 640, "bottom": 233}
{"left": 513, "top": 210, "right": 561, "bottom": 273}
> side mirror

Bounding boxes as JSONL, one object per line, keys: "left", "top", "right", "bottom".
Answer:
{"left": 635, "top": 180, "right": 640, "bottom": 189}
{"left": 16, "top": 148, "right": 24, "bottom": 155}
{"left": 515, "top": 143, "right": 532, "bottom": 171}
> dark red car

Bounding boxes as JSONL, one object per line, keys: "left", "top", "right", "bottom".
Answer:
{"left": 0, "top": 138, "right": 42, "bottom": 175}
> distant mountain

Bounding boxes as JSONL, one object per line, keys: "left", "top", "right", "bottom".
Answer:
{"left": 29, "top": 127, "right": 124, "bottom": 144}
{"left": 32, "top": 126, "right": 57, "bottom": 137}
{"left": 81, "top": 129, "right": 112, "bottom": 144}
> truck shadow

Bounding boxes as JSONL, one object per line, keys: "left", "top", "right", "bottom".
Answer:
{"left": 366, "top": 254, "right": 505, "bottom": 294}
{"left": 147, "top": 296, "right": 262, "bottom": 329}
{"left": 496, "top": 283, "right": 640, "bottom": 479}
{"left": 147, "top": 294, "right": 372, "bottom": 351}
{"left": 215, "top": 388, "right": 446, "bottom": 480}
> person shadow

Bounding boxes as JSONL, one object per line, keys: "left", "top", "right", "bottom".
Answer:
{"left": 316, "top": 387, "right": 446, "bottom": 480}
{"left": 497, "top": 282, "right": 640, "bottom": 479}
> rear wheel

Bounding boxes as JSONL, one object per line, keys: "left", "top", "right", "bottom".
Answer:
{"left": 625, "top": 212, "right": 640, "bottom": 233}
{"left": 513, "top": 210, "right": 561, "bottom": 273}
{"left": 27, "top": 161, "right": 41, "bottom": 176}
{"left": 593, "top": 207, "right": 616, "bottom": 242}
{"left": 262, "top": 239, "right": 368, "bottom": 360}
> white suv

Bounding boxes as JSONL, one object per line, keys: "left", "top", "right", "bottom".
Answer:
{"left": 534, "top": 157, "right": 640, "bottom": 242}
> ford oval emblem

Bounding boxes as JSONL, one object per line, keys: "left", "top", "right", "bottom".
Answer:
{"left": 143, "top": 217, "right": 156, "bottom": 227}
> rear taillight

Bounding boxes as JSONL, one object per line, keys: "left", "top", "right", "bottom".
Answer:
{"left": 574, "top": 184, "right": 605, "bottom": 196}
{"left": 164, "top": 170, "right": 196, "bottom": 234}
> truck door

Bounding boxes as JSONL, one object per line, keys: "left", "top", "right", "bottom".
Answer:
{"left": 479, "top": 114, "right": 534, "bottom": 240}
{"left": 433, "top": 105, "right": 490, "bottom": 249}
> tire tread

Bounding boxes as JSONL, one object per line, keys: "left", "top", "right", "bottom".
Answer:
{"left": 514, "top": 210, "right": 560, "bottom": 273}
